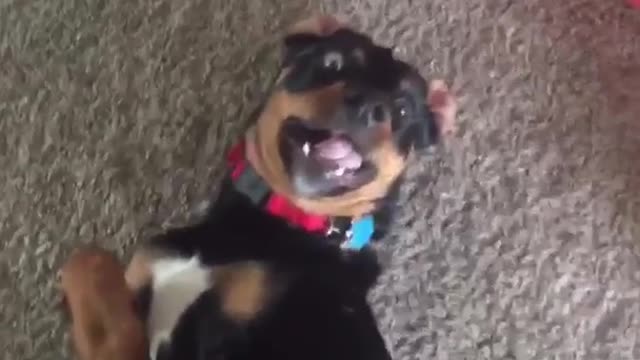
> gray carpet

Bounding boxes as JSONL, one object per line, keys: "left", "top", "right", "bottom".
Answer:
{"left": 2, "top": 0, "right": 640, "bottom": 359}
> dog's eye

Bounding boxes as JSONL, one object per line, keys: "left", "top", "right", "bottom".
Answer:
{"left": 367, "top": 103, "right": 388, "bottom": 127}
{"left": 394, "top": 99, "right": 411, "bottom": 118}
{"left": 391, "top": 99, "right": 412, "bottom": 130}
{"left": 323, "top": 52, "right": 344, "bottom": 71}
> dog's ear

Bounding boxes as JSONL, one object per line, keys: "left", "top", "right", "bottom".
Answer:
{"left": 396, "top": 76, "right": 455, "bottom": 152}
{"left": 282, "top": 15, "right": 344, "bottom": 67}
{"left": 395, "top": 77, "right": 440, "bottom": 152}
{"left": 280, "top": 34, "right": 326, "bottom": 92}
{"left": 282, "top": 33, "right": 324, "bottom": 67}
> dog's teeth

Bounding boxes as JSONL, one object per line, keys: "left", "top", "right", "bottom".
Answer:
{"left": 302, "top": 142, "right": 310, "bottom": 156}
{"left": 334, "top": 167, "right": 345, "bottom": 176}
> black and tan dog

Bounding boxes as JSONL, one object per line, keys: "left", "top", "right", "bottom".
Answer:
{"left": 62, "top": 15, "right": 456, "bottom": 360}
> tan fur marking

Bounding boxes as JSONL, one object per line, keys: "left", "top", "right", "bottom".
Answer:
{"left": 60, "top": 248, "right": 147, "bottom": 360}
{"left": 215, "top": 262, "right": 269, "bottom": 322}
{"left": 246, "top": 84, "right": 406, "bottom": 218}
{"left": 246, "top": 84, "right": 343, "bottom": 197}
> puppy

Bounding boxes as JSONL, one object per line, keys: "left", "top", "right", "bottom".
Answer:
{"left": 123, "top": 16, "right": 456, "bottom": 360}
{"left": 60, "top": 248, "right": 147, "bottom": 360}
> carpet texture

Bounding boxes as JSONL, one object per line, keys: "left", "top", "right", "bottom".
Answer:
{"left": 2, "top": 1, "right": 640, "bottom": 359}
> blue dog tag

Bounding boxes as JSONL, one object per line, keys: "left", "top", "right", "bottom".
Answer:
{"left": 343, "top": 215, "right": 374, "bottom": 250}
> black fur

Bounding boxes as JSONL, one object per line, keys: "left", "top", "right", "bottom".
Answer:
{"left": 146, "top": 179, "right": 389, "bottom": 360}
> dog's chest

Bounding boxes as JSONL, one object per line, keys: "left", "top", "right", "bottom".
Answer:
{"left": 147, "top": 257, "right": 211, "bottom": 360}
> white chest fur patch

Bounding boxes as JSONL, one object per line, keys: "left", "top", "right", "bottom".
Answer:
{"left": 147, "top": 256, "right": 211, "bottom": 360}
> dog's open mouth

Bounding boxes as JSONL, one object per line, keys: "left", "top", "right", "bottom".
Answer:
{"left": 282, "top": 120, "right": 366, "bottom": 181}
{"left": 312, "top": 135, "right": 363, "bottom": 177}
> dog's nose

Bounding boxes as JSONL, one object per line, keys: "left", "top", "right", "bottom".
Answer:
{"left": 366, "top": 102, "right": 389, "bottom": 126}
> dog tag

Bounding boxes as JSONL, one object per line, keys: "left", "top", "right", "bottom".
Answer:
{"left": 343, "top": 215, "right": 374, "bottom": 250}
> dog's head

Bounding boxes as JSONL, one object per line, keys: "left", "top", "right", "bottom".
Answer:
{"left": 246, "top": 17, "right": 451, "bottom": 218}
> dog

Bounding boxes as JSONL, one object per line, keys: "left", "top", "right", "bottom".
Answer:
{"left": 59, "top": 248, "right": 147, "bottom": 360}
{"left": 62, "top": 15, "right": 456, "bottom": 360}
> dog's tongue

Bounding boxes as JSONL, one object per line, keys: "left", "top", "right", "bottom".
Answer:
{"left": 314, "top": 137, "right": 363, "bottom": 169}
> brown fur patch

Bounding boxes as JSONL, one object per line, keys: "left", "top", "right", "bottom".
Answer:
{"left": 126, "top": 247, "right": 273, "bottom": 323}
{"left": 60, "top": 248, "right": 147, "bottom": 360}
{"left": 213, "top": 262, "right": 270, "bottom": 322}
{"left": 245, "top": 84, "right": 406, "bottom": 218}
